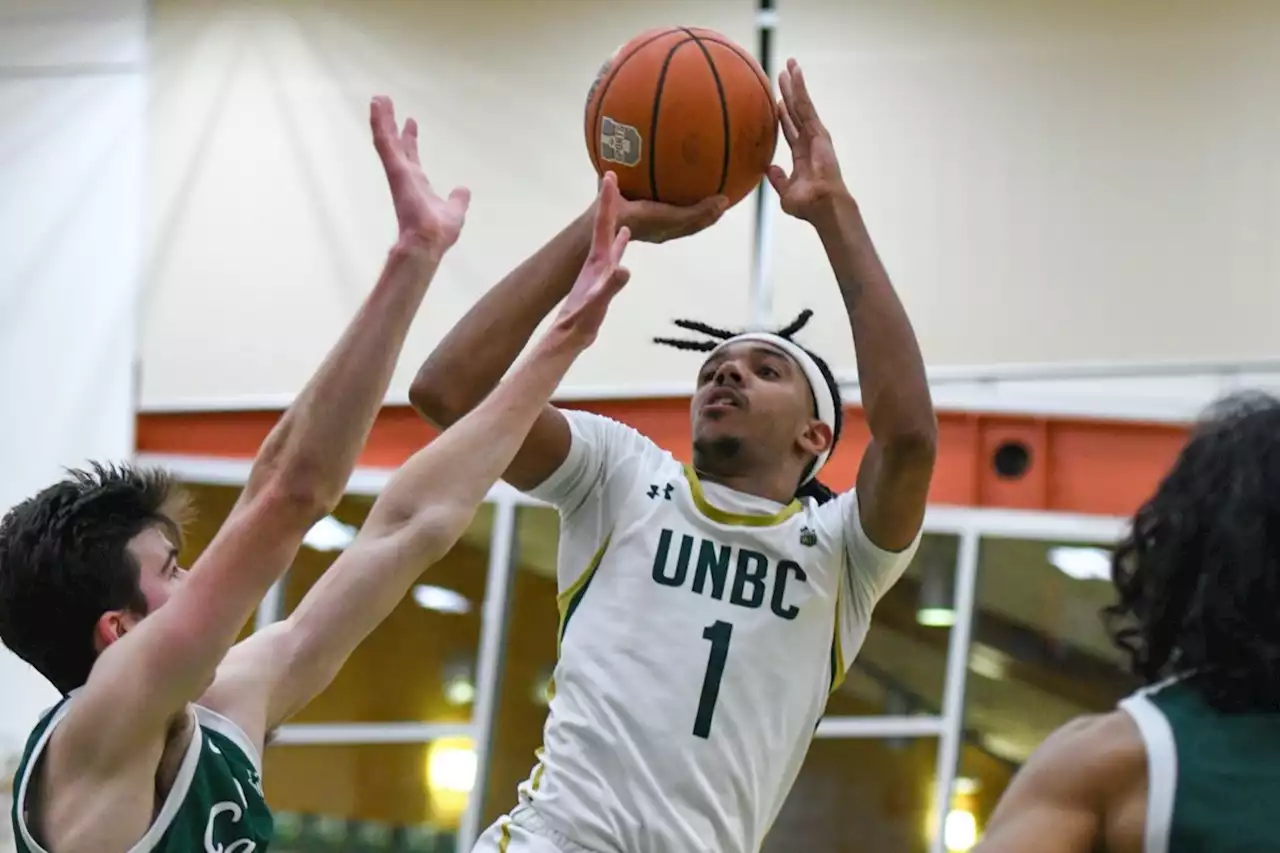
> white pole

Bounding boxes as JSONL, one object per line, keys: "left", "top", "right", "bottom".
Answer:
{"left": 749, "top": 2, "right": 780, "bottom": 329}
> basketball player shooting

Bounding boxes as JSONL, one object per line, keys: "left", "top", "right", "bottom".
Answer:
{"left": 411, "top": 59, "right": 938, "bottom": 853}
{"left": 0, "top": 97, "right": 633, "bottom": 853}
{"left": 975, "top": 393, "right": 1280, "bottom": 853}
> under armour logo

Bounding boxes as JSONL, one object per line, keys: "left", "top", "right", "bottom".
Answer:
{"left": 647, "top": 483, "right": 674, "bottom": 500}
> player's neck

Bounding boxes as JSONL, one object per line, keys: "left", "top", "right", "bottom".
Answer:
{"left": 694, "top": 467, "right": 797, "bottom": 505}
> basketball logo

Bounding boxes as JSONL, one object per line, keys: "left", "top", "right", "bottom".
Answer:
{"left": 600, "top": 117, "right": 642, "bottom": 168}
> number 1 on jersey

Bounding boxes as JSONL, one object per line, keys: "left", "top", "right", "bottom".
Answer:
{"left": 694, "top": 620, "right": 733, "bottom": 739}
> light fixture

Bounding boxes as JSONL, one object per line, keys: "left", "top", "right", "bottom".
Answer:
{"left": 1047, "top": 546, "right": 1112, "bottom": 582}
{"left": 412, "top": 584, "right": 472, "bottom": 615}
{"left": 953, "top": 776, "right": 981, "bottom": 796}
{"left": 917, "top": 607, "right": 957, "bottom": 628}
{"left": 426, "top": 738, "right": 477, "bottom": 794}
{"left": 442, "top": 660, "right": 475, "bottom": 706}
{"left": 916, "top": 558, "right": 956, "bottom": 627}
{"left": 944, "top": 808, "right": 978, "bottom": 852}
{"left": 302, "top": 515, "right": 357, "bottom": 552}
{"left": 967, "top": 643, "right": 1009, "bottom": 681}
{"left": 424, "top": 736, "right": 476, "bottom": 827}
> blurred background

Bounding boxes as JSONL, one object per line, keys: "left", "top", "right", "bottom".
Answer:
{"left": 4, "top": 0, "right": 1280, "bottom": 851}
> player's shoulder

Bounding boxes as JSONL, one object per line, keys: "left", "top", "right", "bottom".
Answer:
{"left": 1027, "top": 711, "right": 1146, "bottom": 795}
{"left": 561, "top": 408, "right": 674, "bottom": 466}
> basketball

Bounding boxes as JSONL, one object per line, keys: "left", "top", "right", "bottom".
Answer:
{"left": 584, "top": 27, "right": 778, "bottom": 208}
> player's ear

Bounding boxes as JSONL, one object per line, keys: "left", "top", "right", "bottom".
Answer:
{"left": 798, "top": 419, "right": 833, "bottom": 457}
{"left": 93, "top": 609, "right": 140, "bottom": 653}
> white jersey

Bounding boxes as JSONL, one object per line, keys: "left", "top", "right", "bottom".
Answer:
{"left": 513, "top": 411, "right": 919, "bottom": 853}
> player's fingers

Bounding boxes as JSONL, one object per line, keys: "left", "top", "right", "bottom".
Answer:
{"left": 788, "top": 61, "right": 825, "bottom": 133}
{"left": 777, "top": 97, "right": 800, "bottom": 146}
{"left": 610, "top": 225, "right": 631, "bottom": 265}
{"left": 448, "top": 186, "right": 471, "bottom": 214}
{"left": 594, "top": 172, "right": 620, "bottom": 252}
{"left": 369, "top": 96, "right": 399, "bottom": 164}
{"left": 766, "top": 165, "right": 789, "bottom": 195}
{"left": 401, "top": 117, "right": 422, "bottom": 167}
{"left": 606, "top": 265, "right": 632, "bottom": 296}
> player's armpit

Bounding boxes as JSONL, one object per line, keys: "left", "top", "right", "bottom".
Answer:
{"left": 501, "top": 405, "right": 572, "bottom": 492}
{"left": 976, "top": 712, "right": 1143, "bottom": 853}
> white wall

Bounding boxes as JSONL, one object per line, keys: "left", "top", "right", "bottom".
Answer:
{"left": 142, "top": 0, "right": 758, "bottom": 408}
{"left": 773, "top": 0, "right": 1280, "bottom": 375}
{"left": 0, "top": 0, "right": 145, "bottom": 768}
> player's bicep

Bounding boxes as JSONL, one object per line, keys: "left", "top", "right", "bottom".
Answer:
{"left": 502, "top": 405, "right": 571, "bottom": 492}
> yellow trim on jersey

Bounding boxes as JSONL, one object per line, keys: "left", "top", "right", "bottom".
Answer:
{"left": 555, "top": 535, "right": 611, "bottom": 652}
{"left": 529, "top": 539, "right": 610, "bottom": 795}
{"left": 682, "top": 465, "right": 803, "bottom": 526}
{"left": 498, "top": 818, "right": 512, "bottom": 852}
{"left": 829, "top": 583, "right": 847, "bottom": 694}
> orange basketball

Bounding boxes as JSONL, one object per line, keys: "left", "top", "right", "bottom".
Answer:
{"left": 584, "top": 27, "right": 778, "bottom": 208}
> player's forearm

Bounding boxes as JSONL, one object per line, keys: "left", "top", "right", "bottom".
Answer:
{"left": 409, "top": 208, "right": 594, "bottom": 426}
{"left": 245, "top": 238, "right": 445, "bottom": 513}
{"left": 810, "top": 192, "right": 936, "bottom": 452}
{"left": 382, "top": 327, "right": 581, "bottom": 534}
{"left": 277, "top": 329, "right": 584, "bottom": 713}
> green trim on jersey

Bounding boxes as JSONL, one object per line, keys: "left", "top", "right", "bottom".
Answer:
{"left": 11, "top": 697, "right": 273, "bottom": 853}
{"left": 1121, "top": 675, "right": 1280, "bottom": 853}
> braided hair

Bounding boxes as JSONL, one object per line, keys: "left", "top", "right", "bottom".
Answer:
{"left": 654, "top": 309, "right": 843, "bottom": 505}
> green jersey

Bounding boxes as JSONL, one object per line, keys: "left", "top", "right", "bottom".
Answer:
{"left": 1120, "top": 676, "right": 1280, "bottom": 853}
{"left": 10, "top": 696, "right": 273, "bottom": 852}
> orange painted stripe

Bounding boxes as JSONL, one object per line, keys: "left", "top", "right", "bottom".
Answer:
{"left": 136, "top": 401, "right": 1189, "bottom": 517}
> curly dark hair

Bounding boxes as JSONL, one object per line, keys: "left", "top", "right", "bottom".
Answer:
{"left": 654, "top": 309, "right": 844, "bottom": 506}
{"left": 0, "top": 463, "right": 190, "bottom": 694}
{"left": 1103, "top": 391, "right": 1280, "bottom": 712}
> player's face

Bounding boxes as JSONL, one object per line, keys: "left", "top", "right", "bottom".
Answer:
{"left": 691, "top": 342, "right": 819, "bottom": 464}
{"left": 126, "top": 525, "right": 187, "bottom": 617}
{"left": 94, "top": 526, "right": 188, "bottom": 652}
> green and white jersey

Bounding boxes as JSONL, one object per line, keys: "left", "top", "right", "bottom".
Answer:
{"left": 513, "top": 410, "right": 919, "bottom": 853}
{"left": 1120, "top": 676, "right": 1280, "bottom": 853}
{"left": 11, "top": 695, "right": 273, "bottom": 853}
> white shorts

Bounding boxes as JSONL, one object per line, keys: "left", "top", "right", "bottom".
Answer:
{"left": 471, "top": 804, "right": 595, "bottom": 853}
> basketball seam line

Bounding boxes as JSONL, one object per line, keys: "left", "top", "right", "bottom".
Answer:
{"left": 588, "top": 29, "right": 681, "bottom": 178}
{"left": 679, "top": 28, "right": 731, "bottom": 197}
{"left": 697, "top": 36, "right": 774, "bottom": 108}
{"left": 649, "top": 37, "right": 696, "bottom": 202}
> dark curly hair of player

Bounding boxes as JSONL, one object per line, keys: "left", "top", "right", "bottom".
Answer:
{"left": 0, "top": 463, "right": 190, "bottom": 694}
{"left": 1103, "top": 391, "right": 1280, "bottom": 712}
{"left": 654, "top": 309, "right": 843, "bottom": 506}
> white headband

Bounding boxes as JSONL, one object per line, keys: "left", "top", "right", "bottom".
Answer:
{"left": 708, "top": 332, "right": 836, "bottom": 484}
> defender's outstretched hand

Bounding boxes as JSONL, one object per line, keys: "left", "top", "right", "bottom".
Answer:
{"left": 371, "top": 95, "right": 470, "bottom": 251}
{"left": 553, "top": 172, "right": 632, "bottom": 346}
{"left": 767, "top": 59, "right": 849, "bottom": 222}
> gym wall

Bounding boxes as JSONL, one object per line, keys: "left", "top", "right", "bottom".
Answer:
{"left": 773, "top": 0, "right": 1280, "bottom": 375}
{"left": 142, "top": 0, "right": 758, "bottom": 408}
{"left": 0, "top": 0, "right": 145, "bottom": 759}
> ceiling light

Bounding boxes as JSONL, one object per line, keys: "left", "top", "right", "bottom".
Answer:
{"left": 916, "top": 607, "right": 956, "bottom": 628}
{"left": 1047, "top": 546, "right": 1112, "bottom": 582}
{"left": 412, "top": 584, "right": 471, "bottom": 615}
{"left": 302, "top": 515, "right": 357, "bottom": 552}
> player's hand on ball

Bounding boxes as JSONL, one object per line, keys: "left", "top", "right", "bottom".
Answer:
{"left": 617, "top": 193, "right": 728, "bottom": 244}
{"left": 370, "top": 95, "right": 470, "bottom": 253}
{"left": 767, "top": 59, "right": 850, "bottom": 221}
{"left": 554, "top": 172, "right": 632, "bottom": 346}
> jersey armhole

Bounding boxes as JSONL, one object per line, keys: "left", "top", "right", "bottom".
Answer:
{"left": 194, "top": 705, "right": 263, "bottom": 774}
{"left": 1119, "top": 695, "right": 1177, "bottom": 853}
{"left": 14, "top": 702, "right": 206, "bottom": 853}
